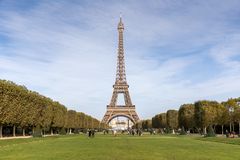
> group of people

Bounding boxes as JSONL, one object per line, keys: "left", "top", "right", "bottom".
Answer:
{"left": 226, "top": 130, "right": 237, "bottom": 138}
{"left": 128, "top": 129, "right": 143, "bottom": 136}
{"left": 102, "top": 129, "right": 144, "bottom": 136}
{"left": 89, "top": 128, "right": 157, "bottom": 137}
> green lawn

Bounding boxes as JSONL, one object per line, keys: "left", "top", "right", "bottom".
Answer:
{"left": 0, "top": 134, "right": 240, "bottom": 160}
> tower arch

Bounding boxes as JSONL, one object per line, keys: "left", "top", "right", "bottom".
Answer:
{"left": 107, "top": 114, "right": 135, "bottom": 124}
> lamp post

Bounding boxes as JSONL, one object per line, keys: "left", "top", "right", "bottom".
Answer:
{"left": 229, "top": 106, "right": 234, "bottom": 132}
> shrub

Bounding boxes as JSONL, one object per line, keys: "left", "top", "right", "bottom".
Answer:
{"left": 205, "top": 126, "right": 216, "bottom": 137}
{"left": 179, "top": 127, "right": 187, "bottom": 135}
{"left": 32, "top": 126, "right": 42, "bottom": 138}
{"left": 82, "top": 128, "right": 88, "bottom": 134}
{"left": 74, "top": 129, "right": 80, "bottom": 134}
{"left": 59, "top": 128, "right": 66, "bottom": 135}
{"left": 165, "top": 127, "right": 171, "bottom": 134}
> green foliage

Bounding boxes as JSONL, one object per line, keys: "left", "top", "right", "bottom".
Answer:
{"left": 0, "top": 79, "right": 100, "bottom": 137}
{"left": 65, "top": 110, "right": 77, "bottom": 129}
{"left": 152, "top": 113, "right": 167, "bottom": 129}
{"left": 194, "top": 101, "right": 207, "bottom": 128}
{"left": 223, "top": 98, "right": 240, "bottom": 135}
{"left": 194, "top": 100, "right": 224, "bottom": 133}
{"left": 133, "top": 119, "right": 152, "bottom": 129}
{"left": 142, "top": 119, "right": 152, "bottom": 129}
{"left": 178, "top": 104, "right": 194, "bottom": 130}
{"left": 166, "top": 110, "right": 178, "bottom": 130}
{"left": 133, "top": 121, "right": 142, "bottom": 129}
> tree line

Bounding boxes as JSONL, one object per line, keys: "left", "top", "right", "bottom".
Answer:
{"left": 0, "top": 80, "right": 104, "bottom": 138}
{"left": 136, "top": 98, "right": 240, "bottom": 135}
{"left": 133, "top": 119, "right": 152, "bottom": 130}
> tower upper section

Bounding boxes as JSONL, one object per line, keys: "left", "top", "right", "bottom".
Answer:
{"left": 118, "top": 17, "right": 124, "bottom": 30}
{"left": 115, "top": 17, "right": 127, "bottom": 85}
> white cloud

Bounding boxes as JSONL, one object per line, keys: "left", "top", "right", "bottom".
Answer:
{"left": 0, "top": 1, "right": 240, "bottom": 119}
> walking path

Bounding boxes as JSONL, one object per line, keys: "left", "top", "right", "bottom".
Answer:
{"left": 0, "top": 136, "right": 32, "bottom": 140}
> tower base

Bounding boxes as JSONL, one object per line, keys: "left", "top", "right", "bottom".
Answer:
{"left": 102, "top": 106, "right": 139, "bottom": 124}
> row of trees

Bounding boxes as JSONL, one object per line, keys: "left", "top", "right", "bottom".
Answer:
{"left": 151, "top": 98, "right": 240, "bottom": 134}
{"left": 0, "top": 80, "right": 103, "bottom": 137}
{"left": 133, "top": 119, "right": 152, "bottom": 130}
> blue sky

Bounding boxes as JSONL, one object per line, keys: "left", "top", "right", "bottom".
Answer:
{"left": 1, "top": 0, "right": 240, "bottom": 120}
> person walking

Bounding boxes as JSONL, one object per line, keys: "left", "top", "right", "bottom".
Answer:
{"left": 113, "top": 130, "right": 117, "bottom": 137}
{"left": 91, "top": 129, "right": 95, "bottom": 138}
{"left": 88, "top": 129, "right": 92, "bottom": 138}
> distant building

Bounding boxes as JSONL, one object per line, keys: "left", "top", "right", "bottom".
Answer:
{"left": 109, "top": 117, "right": 133, "bottom": 130}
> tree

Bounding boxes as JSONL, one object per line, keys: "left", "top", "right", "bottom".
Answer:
{"left": 152, "top": 115, "right": 159, "bottom": 128}
{"left": 194, "top": 100, "right": 221, "bottom": 134}
{"left": 134, "top": 121, "right": 142, "bottom": 129}
{"left": 65, "top": 110, "right": 77, "bottom": 134}
{"left": 159, "top": 113, "right": 167, "bottom": 129}
{"left": 235, "top": 106, "right": 240, "bottom": 135}
{"left": 0, "top": 79, "right": 99, "bottom": 137}
{"left": 51, "top": 102, "right": 67, "bottom": 134}
{"left": 166, "top": 110, "right": 178, "bottom": 133}
{"left": 77, "top": 112, "right": 85, "bottom": 129}
{"left": 227, "top": 98, "right": 240, "bottom": 134}
{"left": 29, "top": 91, "right": 45, "bottom": 134}
{"left": 141, "top": 119, "right": 152, "bottom": 130}
{"left": 40, "top": 98, "right": 53, "bottom": 135}
{"left": 152, "top": 113, "right": 167, "bottom": 129}
{"left": 3, "top": 82, "right": 23, "bottom": 136}
{"left": 223, "top": 98, "right": 239, "bottom": 132}
{"left": 216, "top": 103, "right": 228, "bottom": 135}
{"left": 146, "top": 119, "right": 152, "bottom": 129}
{"left": 178, "top": 104, "right": 194, "bottom": 132}
{"left": 0, "top": 80, "right": 5, "bottom": 138}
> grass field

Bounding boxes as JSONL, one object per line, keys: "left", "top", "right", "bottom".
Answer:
{"left": 0, "top": 134, "right": 240, "bottom": 160}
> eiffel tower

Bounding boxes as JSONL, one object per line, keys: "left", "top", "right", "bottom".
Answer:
{"left": 102, "top": 17, "right": 140, "bottom": 124}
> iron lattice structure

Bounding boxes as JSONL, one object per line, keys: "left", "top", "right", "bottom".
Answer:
{"left": 102, "top": 17, "right": 140, "bottom": 124}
